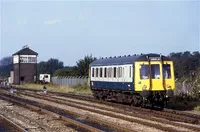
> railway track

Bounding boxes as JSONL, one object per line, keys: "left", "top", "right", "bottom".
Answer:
{"left": 1, "top": 87, "right": 200, "bottom": 131}
{"left": 2, "top": 88, "right": 200, "bottom": 132}
{"left": 15, "top": 87, "right": 200, "bottom": 123}
{"left": 0, "top": 113, "right": 27, "bottom": 132}
{"left": 0, "top": 91, "right": 137, "bottom": 132}
{"left": 48, "top": 90, "right": 200, "bottom": 124}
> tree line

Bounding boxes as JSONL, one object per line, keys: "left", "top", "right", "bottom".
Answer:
{"left": 0, "top": 54, "right": 96, "bottom": 79}
{"left": 0, "top": 51, "right": 200, "bottom": 80}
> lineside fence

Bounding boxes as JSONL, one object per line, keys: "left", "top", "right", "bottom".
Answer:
{"left": 52, "top": 76, "right": 88, "bottom": 86}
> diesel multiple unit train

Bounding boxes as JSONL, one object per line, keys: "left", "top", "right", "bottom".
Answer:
{"left": 89, "top": 53, "right": 175, "bottom": 108}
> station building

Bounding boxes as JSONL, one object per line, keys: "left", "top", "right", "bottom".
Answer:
{"left": 11, "top": 46, "right": 38, "bottom": 84}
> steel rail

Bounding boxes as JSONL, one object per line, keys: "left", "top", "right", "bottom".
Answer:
{"left": 0, "top": 93, "right": 135, "bottom": 132}
{"left": 20, "top": 91, "right": 200, "bottom": 132}
{"left": 0, "top": 113, "right": 27, "bottom": 132}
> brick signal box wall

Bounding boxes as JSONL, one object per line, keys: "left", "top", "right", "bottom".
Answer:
{"left": 12, "top": 46, "right": 38, "bottom": 84}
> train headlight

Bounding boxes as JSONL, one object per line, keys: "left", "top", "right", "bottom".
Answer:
{"left": 142, "top": 85, "right": 147, "bottom": 90}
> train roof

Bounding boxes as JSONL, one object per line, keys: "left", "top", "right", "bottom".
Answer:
{"left": 90, "top": 53, "right": 171, "bottom": 66}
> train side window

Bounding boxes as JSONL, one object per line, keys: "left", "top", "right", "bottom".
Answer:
{"left": 122, "top": 67, "right": 124, "bottom": 78}
{"left": 114, "top": 67, "right": 116, "bottom": 78}
{"left": 110, "top": 67, "right": 113, "bottom": 78}
{"left": 140, "top": 65, "right": 149, "bottom": 79}
{"left": 108, "top": 67, "right": 110, "bottom": 78}
{"left": 120, "top": 67, "right": 122, "bottom": 77}
{"left": 92, "top": 68, "right": 94, "bottom": 77}
{"left": 96, "top": 68, "right": 98, "bottom": 77}
{"left": 129, "top": 66, "right": 131, "bottom": 78}
{"left": 151, "top": 64, "right": 160, "bottom": 79}
{"left": 163, "top": 64, "right": 171, "bottom": 79}
{"left": 117, "top": 67, "right": 120, "bottom": 78}
{"left": 100, "top": 68, "right": 103, "bottom": 77}
{"left": 104, "top": 68, "right": 107, "bottom": 78}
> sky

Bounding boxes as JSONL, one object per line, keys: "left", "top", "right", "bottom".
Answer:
{"left": 0, "top": 0, "right": 199, "bottom": 66}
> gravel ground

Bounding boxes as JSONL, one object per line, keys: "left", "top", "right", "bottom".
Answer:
{"left": 22, "top": 94, "right": 198, "bottom": 132}
{"left": 0, "top": 99, "right": 76, "bottom": 132}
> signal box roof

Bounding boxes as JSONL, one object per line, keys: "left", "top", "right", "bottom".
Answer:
{"left": 90, "top": 53, "right": 171, "bottom": 66}
{"left": 13, "top": 47, "right": 38, "bottom": 56}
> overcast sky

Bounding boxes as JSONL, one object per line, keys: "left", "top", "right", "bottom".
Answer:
{"left": 0, "top": 0, "right": 199, "bottom": 66}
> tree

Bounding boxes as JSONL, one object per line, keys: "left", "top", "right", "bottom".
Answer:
{"left": 0, "top": 56, "right": 12, "bottom": 67}
{"left": 0, "top": 56, "right": 13, "bottom": 78}
{"left": 76, "top": 54, "right": 97, "bottom": 76}
{"left": 169, "top": 51, "right": 200, "bottom": 79}
{"left": 53, "top": 66, "right": 79, "bottom": 77}
{"left": 37, "top": 58, "right": 64, "bottom": 76}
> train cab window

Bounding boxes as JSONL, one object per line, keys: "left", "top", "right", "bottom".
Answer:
{"left": 114, "top": 67, "right": 116, "bottom": 78}
{"left": 104, "top": 68, "right": 107, "bottom": 77}
{"left": 163, "top": 64, "right": 171, "bottom": 79}
{"left": 96, "top": 68, "right": 99, "bottom": 77}
{"left": 92, "top": 68, "right": 94, "bottom": 77}
{"left": 151, "top": 64, "right": 160, "bottom": 79}
{"left": 100, "top": 68, "right": 103, "bottom": 77}
{"left": 129, "top": 66, "right": 131, "bottom": 78}
{"left": 140, "top": 65, "right": 149, "bottom": 79}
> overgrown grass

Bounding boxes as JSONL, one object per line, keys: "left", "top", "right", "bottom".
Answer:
{"left": 13, "top": 83, "right": 92, "bottom": 95}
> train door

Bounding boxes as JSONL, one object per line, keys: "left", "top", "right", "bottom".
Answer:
{"left": 134, "top": 62, "right": 150, "bottom": 91}
{"left": 162, "top": 61, "right": 175, "bottom": 90}
{"left": 134, "top": 61, "right": 164, "bottom": 91}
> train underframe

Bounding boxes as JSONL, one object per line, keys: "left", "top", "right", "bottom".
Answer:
{"left": 92, "top": 89, "right": 174, "bottom": 109}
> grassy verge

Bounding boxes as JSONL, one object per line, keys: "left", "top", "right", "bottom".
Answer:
{"left": 13, "top": 83, "right": 92, "bottom": 95}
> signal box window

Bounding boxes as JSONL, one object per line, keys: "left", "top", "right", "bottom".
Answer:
{"left": 163, "top": 64, "right": 171, "bottom": 79}
{"left": 151, "top": 64, "right": 160, "bottom": 79}
{"left": 140, "top": 65, "right": 149, "bottom": 79}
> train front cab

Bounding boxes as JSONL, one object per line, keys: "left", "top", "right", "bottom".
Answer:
{"left": 134, "top": 59, "right": 175, "bottom": 107}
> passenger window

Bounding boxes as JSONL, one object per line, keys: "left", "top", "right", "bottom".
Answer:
{"left": 151, "top": 64, "right": 160, "bottom": 79}
{"left": 117, "top": 67, "right": 120, "bottom": 78}
{"left": 122, "top": 67, "right": 125, "bottom": 77}
{"left": 108, "top": 67, "right": 111, "bottom": 78}
{"left": 140, "top": 65, "right": 149, "bottom": 79}
{"left": 114, "top": 67, "right": 116, "bottom": 78}
{"left": 104, "top": 68, "right": 107, "bottom": 77}
{"left": 96, "top": 68, "right": 98, "bottom": 77}
{"left": 120, "top": 67, "right": 122, "bottom": 77}
{"left": 163, "top": 64, "right": 171, "bottom": 79}
{"left": 111, "top": 67, "right": 113, "bottom": 77}
{"left": 100, "top": 68, "right": 103, "bottom": 77}
{"left": 92, "top": 68, "right": 94, "bottom": 77}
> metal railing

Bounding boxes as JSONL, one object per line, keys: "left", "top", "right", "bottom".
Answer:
{"left": 52, "top": 76, "right": 88, "bottom": 86}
